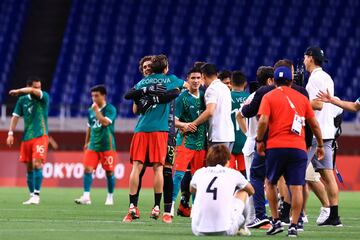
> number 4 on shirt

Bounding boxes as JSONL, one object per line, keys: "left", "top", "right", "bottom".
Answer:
{"left": 206, "top": 176, "right": 218, "bottom": 200}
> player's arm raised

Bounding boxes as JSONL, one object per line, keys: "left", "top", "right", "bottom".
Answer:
{"left": 92, "top": 103, "right": 111, "bottom": 126}
{"left": 316, "top": 89, "right": 360, "bottom": 112}
{"left": 9, "top": 87, "right": 43, "bottom": 99}
{"left": 6, "top": 116, "right": 19, "bottom": 148}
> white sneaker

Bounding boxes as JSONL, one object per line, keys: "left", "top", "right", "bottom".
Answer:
{"left": 105, "top": 196, "right": 113, "bottom": 205}
{"left": 302, "top": 215, "right": 309, "bottom": 223}
{"left": 316, "top": 207, "right": 330, "bottom": 225}
{"left": 74, "top": 196, "right": 91, "bottom": 205}
{"left": 23, "top": 195, "right": 40, "bottom": 205}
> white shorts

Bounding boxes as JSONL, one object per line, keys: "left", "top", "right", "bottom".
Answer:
{"left": 192, "top": 203, "right": 245, "bottom": 236}
{"left": 305, "top": 162, "right": 321, "bottom": 182}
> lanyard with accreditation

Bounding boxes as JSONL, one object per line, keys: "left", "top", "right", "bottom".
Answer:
{"left": 277, "top": 87, "right": 305, "bottom": 136}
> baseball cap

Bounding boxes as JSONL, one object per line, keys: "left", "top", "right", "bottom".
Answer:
{"left": 274, "top": 66, "right": 292, "bottom": 83}
{"left": 304, "top": 46, "right": 328, "bottom": 63}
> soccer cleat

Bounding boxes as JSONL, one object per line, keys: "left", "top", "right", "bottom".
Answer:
{"left": 246, "top": 217, "right": 270, "bottom": 228}
{"left": 150, "top": 205, "right": 160, "bottom": 220}
{"left": 280, "top": 215, "right": 290, "bottom": 226}
{"left": 23, "top": 195, "right": 40, "bottom": 205}
{"left": 316, "top": 207, "right": 330, "bottom": 225}
{"left": 287, "top": 226, "right": 298, "bottom": 238}
{"left": 266, "top": 220, "right": 284, "bottom": 235}
{"left": 238, "top": 226, "right": 252, "bottom": 236}
{"left": 105, "top": 196, "right": 114, "bottom": 206}
{"left": 74, "top": 196, "right": 91, "bottom": 205}
{"left": 318, "top": 216, "right": 343, "bottom": 227}
{"left": 259, "top": 223, "right": 272, "bottom": 230}
{"left": 122, "top": 205, "right": 140, "bottom": 222}
{"left": 297, "top": 221, "right": 304, "bottom": 232}
{"left": 162, "top": 213, "right": 173, "bottom": 223}
{"left": 177, "top": 203, "right": 191, "bottom": 217}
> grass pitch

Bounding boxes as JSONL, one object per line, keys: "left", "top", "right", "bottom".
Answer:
{"left": 0, "top": 188, "right": 359, "bottom": 240}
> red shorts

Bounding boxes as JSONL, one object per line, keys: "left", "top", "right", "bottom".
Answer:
{"left": 175, "top": 145, "right": 206, "bottom": 174}
{"left": 83, "top": 150, "right": 117, "bottom": 171}
{"left": 230, "top": 153, "right": 245, "bottom": 171}
{"left": 19, "top": 135, "right": 49, "bottom": 163}
{"left": 130, "top": 132, "right": 168, "bottom": 165}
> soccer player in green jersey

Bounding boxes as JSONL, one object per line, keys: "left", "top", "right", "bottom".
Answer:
{"left": 230, "top": 71, "right": 249, "bottom": 177}
{"left": 123, "top": 55, "right": 186, "bottom": 222}
{"left": 6, "top": 77, "right": 49, "bottom": 205}
{"left": 172, "top": 67, "right": 207, "bottom": 216}
{"left": 75, "top": 85, "right": 117, "bottom": 205}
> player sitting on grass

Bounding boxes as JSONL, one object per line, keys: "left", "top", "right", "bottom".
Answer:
{"left": 75, "top": 85, "right": 117, "bottom": 205}
{"left": 123, "top": 55, "right": 187, "bottom": 222}
{"left": 172, "top": 67, "right": 207, "bottom": 217}
{"left": 190, "top": 144, "right": 255, "bottom": 236}
{"left": 7, "top": 77, "right": 50, "bottom": 205}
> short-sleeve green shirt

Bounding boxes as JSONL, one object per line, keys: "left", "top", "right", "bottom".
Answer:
{"left": 175, "top": 90, "right": 206, "bottom": 150}
{"left": 87, "top": 104, "right": 117, "bottom": 152}
{"left": 134, "top": 73, "right": 185, "bottom": 132}
{"left": 13, "top": 92, "right": 49, "bottom": 141}
{"left": 231, "top": 91, "right": 249, "bottom": 154}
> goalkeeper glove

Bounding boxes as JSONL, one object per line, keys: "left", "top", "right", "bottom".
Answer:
{"left": 141, "top": 84, "right": 167, "bottom": 96}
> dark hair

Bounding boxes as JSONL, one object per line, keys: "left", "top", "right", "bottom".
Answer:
{"left": 150, "top": 54, "right": 168, "bottom": 74}
{"left": 231, "top": 70, "right": 247, "bottom": 87}
{"left": 206, "top": 144, "right": 231, "bottom": 167}
{"left": 218, "top": 70, "right": 232, "bottom": 81}
{"left": 26, "top": 76, "right": 41, "bottom": 87}
{"left": 313, "top": 57, "right": 323, "bottom": 67}
{"left": 138, "top": 55, "right": 153, "bottom": 74}
{"left": 194, "top": 61, "right": 206, "bottom": 69}
{"left": 200, "top": 63, "right": 218, "bottom": 78}
{"left": 187, "top": 67, "right": 202, "bottom": 76}
{"left": 274, "top": 59, "right": 293, "bottom": 69}
{"left": 256, "top": 66, "right": 274, "bottom": 86}
{"left": 91, "top": 84, "right": 107, "bottom": 95}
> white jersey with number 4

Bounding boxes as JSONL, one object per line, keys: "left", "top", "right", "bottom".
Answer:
{"left": 191, "top": 165, "right": 248, "bottom": 233}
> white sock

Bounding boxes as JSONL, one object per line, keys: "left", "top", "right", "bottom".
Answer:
{"left": 107, "top": 193, "right": 113, "bottom": 199}
{"left": 83, "top": 192, "right": 90, "bottom": 198}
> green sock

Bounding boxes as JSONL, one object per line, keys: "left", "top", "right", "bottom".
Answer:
{"left": 34, "top": 168, "right": 43, "bottom": 193}
{"left": 26, "top": 171, "right": 34, "bottom": 194}
{"left": 84, "top": 173, "right": 93, "bottom": 192}
{"left": 106, "top": 174, "right": 115, "bottom": 194}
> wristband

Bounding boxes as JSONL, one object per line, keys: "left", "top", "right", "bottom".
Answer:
{"left": 317, "top": 145, "right": 324, "bottom": 148}
{"left": 8, "top": 131, "right": 13, "bottom": 136}
{"left": 255, "top": 138, "right": 263, "bottom": 143}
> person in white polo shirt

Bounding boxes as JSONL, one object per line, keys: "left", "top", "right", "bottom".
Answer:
{"left": 191, "top": 63, "right": 235, "bottom": 150}
{"left": 304, "top": 46, "right": 342, "bottom": 226}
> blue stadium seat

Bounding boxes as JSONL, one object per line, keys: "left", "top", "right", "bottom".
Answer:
{"left": 49, "top": 0, "right": 360, "bottom": 120}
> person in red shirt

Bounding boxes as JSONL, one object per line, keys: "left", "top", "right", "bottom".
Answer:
{"left": 256, "top": 66, "right": 324, "bottom": 237}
